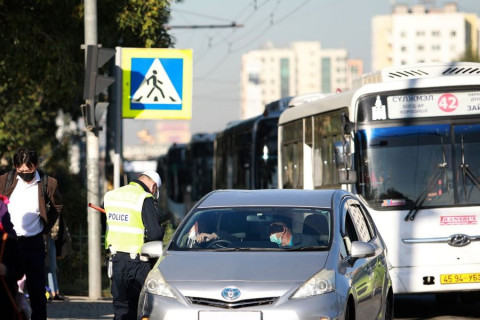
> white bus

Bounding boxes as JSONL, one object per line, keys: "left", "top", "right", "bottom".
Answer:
{"left": 278, "top": 62, "right": 480, "bottom": 302}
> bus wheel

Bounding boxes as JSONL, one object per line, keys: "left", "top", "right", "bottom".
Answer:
{"left": 459, "top": 291, "right": 480, "bottom": 304}
{"left": 384, "top": 290, "right": 394, "bottom": 320}
{"left": 435, "top": 292, "right": 458, "bottom": 305}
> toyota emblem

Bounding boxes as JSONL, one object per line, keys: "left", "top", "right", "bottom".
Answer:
{"left": 221, "top": 287, "right": 241, "bottom": 301}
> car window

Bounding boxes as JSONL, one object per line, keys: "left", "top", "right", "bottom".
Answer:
{"left": 343, "top": 208, "right": 358, "bottom": 255}
{"left": 357, "top": 203, "right": 377, "bottom": 240}
{"left": 170, "top": 207, "right": 331, "bottom": 251}
{"left": 346, "top": 199, "right": 372, "bottom": 243}
{"left": 342, "top": 198, "right": 374, "bottom": 257}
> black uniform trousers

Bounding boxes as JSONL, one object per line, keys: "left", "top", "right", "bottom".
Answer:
{"left": 111, "top": 252, "right": 151, "bottom": 320}
{"left": 17, "top": 233, "right": 47, "bottom": 320}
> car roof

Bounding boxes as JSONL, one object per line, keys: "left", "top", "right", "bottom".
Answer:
{"left": 196, "top": 189, "right": 349, "bottom": 209}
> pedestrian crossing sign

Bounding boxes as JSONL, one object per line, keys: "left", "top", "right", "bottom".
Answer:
{"left": 121, "top": 48, "right": 192, "bottom": 119}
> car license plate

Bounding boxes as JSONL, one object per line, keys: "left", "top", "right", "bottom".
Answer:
{"left": 440, "top": 273, "right": 480, "bottom": 284}
{"left": 199, "top": 311, "right": 261, "bottom": 320}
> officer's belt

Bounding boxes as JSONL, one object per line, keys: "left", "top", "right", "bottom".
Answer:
{"left": 113, "top": 251, "right": 149, "bottom": 262}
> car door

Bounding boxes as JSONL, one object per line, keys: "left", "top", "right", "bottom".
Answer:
{"left": 357, "top": 202, "right": 389, "bottom": 317}
{"left": 341, "top": 198, "right": 376, "bottom": 319}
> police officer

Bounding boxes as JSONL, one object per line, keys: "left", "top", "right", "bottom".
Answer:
{"left": 104, "top": 171, "right": 164, "bottom": 320}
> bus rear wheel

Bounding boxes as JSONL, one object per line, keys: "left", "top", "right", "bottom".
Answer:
{"left": 459, "top": 291, "right": 480, "bottom": 304}
{"left": 435, "top": 292, "right": 458, "bottom": 305}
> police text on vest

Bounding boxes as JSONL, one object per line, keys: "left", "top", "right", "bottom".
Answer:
{"left": 108, "top": 212, "right": 130, "bottom": 222}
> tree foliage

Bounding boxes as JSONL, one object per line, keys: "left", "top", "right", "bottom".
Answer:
{"left": 0, "top": 0, "right": 179, "bottom": 294}
{"left": 0, "top": 0, "right": 176, "bottom": 160}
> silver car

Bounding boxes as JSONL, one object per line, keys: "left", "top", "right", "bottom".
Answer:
{"left": 138, "top": 189, "right": 393, "bottom": 320}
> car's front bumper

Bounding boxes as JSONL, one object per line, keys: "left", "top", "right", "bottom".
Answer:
{"left": 138, "top": 290, "right": 344, "bottom": 320}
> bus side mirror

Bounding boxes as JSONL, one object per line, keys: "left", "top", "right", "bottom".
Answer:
{"left": 338, "top": 169, "right": 357, "bottom": 184}
{"left": 334, "top": 141, "right": 347, "bottom": 167}
{"left": 334, "top": 141, "right": 357, "bottom": 184}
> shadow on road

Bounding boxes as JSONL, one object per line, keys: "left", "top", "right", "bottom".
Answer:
{"left": 47, "top": 297, "right": 113, "bottom": 320}
{"left": 394, "top": 294, "right": 480, "bottom": 319}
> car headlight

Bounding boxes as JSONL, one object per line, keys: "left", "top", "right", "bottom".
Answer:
{"left": 291, "top": 269, "right": 335, "bottom": 299}
{"left": 144, "top": 268, "right": 176, "bottom": 298}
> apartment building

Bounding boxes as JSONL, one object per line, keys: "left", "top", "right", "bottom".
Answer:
{"left": 372, "top": 2, "right": 480, "bottom": 71}
{"left": 240, "top": 41, "right": 362, "bottom": 119}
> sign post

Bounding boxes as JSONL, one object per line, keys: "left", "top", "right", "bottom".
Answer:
{"left": 112, "top": 48, "right": 193, "bottom": 192}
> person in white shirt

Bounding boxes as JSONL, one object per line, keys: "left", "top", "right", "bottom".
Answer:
{"left": 0, "top": 147, "right": 64, "bottom": 320}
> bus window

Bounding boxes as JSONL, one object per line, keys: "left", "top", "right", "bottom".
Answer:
{"left": 455, "top": 124, "right": 480, "bottom": 204}
{"left": 281, "top": 120, "right": 303, "bottom": 189}
{"left": 313, "top": 110, "right": 345, "bottom": 188}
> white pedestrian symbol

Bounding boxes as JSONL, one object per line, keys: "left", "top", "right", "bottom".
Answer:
{"left": 132, "top": 59, "right": 181, "bottom": 104}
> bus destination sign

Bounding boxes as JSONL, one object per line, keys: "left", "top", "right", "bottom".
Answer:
{"left": 387, "top": 91, "right": 480, "bottom": 119}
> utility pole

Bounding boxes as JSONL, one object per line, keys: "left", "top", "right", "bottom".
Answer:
{"left": 84, "top": 0, "right": 102, "bottom": 300}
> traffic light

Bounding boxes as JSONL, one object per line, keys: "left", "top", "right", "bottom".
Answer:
{"left": 82, "top": 45, "right": 115, "bottom": 131}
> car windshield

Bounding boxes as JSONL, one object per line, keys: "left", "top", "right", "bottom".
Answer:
{"left": 170, "top": 207, "right": 331, "bottom": 251}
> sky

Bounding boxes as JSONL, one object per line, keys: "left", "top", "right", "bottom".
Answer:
{"left": 124, "top": 0, "right": 479, "bottom": 146}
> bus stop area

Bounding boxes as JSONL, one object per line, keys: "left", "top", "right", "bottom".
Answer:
{"left": 47, "top": 296, "right": 113, "bottom": 320}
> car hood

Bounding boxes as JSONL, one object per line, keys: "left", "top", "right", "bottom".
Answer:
{"left": 159, "top": 250, "right": 329, "bottom": 283}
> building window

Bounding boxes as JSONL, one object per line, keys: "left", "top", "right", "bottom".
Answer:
{"left": 416, "top": 30, "right": 425, "bottom": 37}
{"left": 248, "top": 73, "right": 259, "bottom": 85}
{"left": 451, "top": 31, "right": 456, "bottom": 37}
{"left": 432, "top": 30, "right": 440, "bottom": 37}
{"left": 401, "top": 46, "right": 407, "bottom": 52}
{"left": 417, "top": 45, "right": 424, "bottom": 51}
{"left": 321, "top": 57, "right": 331, "bottom": 93}
{"left": 280, "top": 58, "right": 290, "bottom": 97}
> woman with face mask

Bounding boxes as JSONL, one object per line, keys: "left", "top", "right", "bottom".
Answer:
{"left": 0, "top": 147, "right": 65, "bottom": 320}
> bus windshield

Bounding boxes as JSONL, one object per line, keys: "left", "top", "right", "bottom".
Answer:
{"left": 357, "top": 123, "right": 480, "bottom": 209}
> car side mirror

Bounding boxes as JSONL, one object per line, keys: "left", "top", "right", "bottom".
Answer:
{"left": 350, "top": 241, "right": 375, "bottom": 259}
{"left": 141, "top": 241, "right": 164, "bottom": 259}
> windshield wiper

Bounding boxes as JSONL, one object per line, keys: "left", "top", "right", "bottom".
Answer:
{"left": 459, "top": 135, "right": 480, "bottom": 200}
{"left": 405, "top": 163, "right": 446, "bottom": 221}
{"left": 283, "top": 246, "right": 328, "bottom": 251}
{"left": 209, "top": 247, "right": 271, "bottom": 252}
{"left": 405, "top": 136, "right": 449, "bottom": 221}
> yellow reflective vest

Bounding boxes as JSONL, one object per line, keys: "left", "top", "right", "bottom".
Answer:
{"left": 104, "top": 182, "right": 153, "bottom": 254}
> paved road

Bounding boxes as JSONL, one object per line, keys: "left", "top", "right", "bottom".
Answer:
{"left": 394, "top": 294, "right": 480, "bottom": 319}
{"left": 47, "top": 296, "right": 113, "bottom": 320}
{"left": 46, "top": 294, "right": 480, "bottom": 320}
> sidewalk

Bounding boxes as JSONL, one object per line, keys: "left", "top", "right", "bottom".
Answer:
{"left": 47, "top": 296, "right": 113, "bottom": 320}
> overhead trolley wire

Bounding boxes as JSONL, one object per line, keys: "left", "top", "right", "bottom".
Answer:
{"left": 194, "top": 0, "right": 312, "bottom": 80}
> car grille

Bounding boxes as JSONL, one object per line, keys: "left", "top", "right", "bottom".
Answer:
{"left": 186, "top": 296, "right": 278, "bottom": 309}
